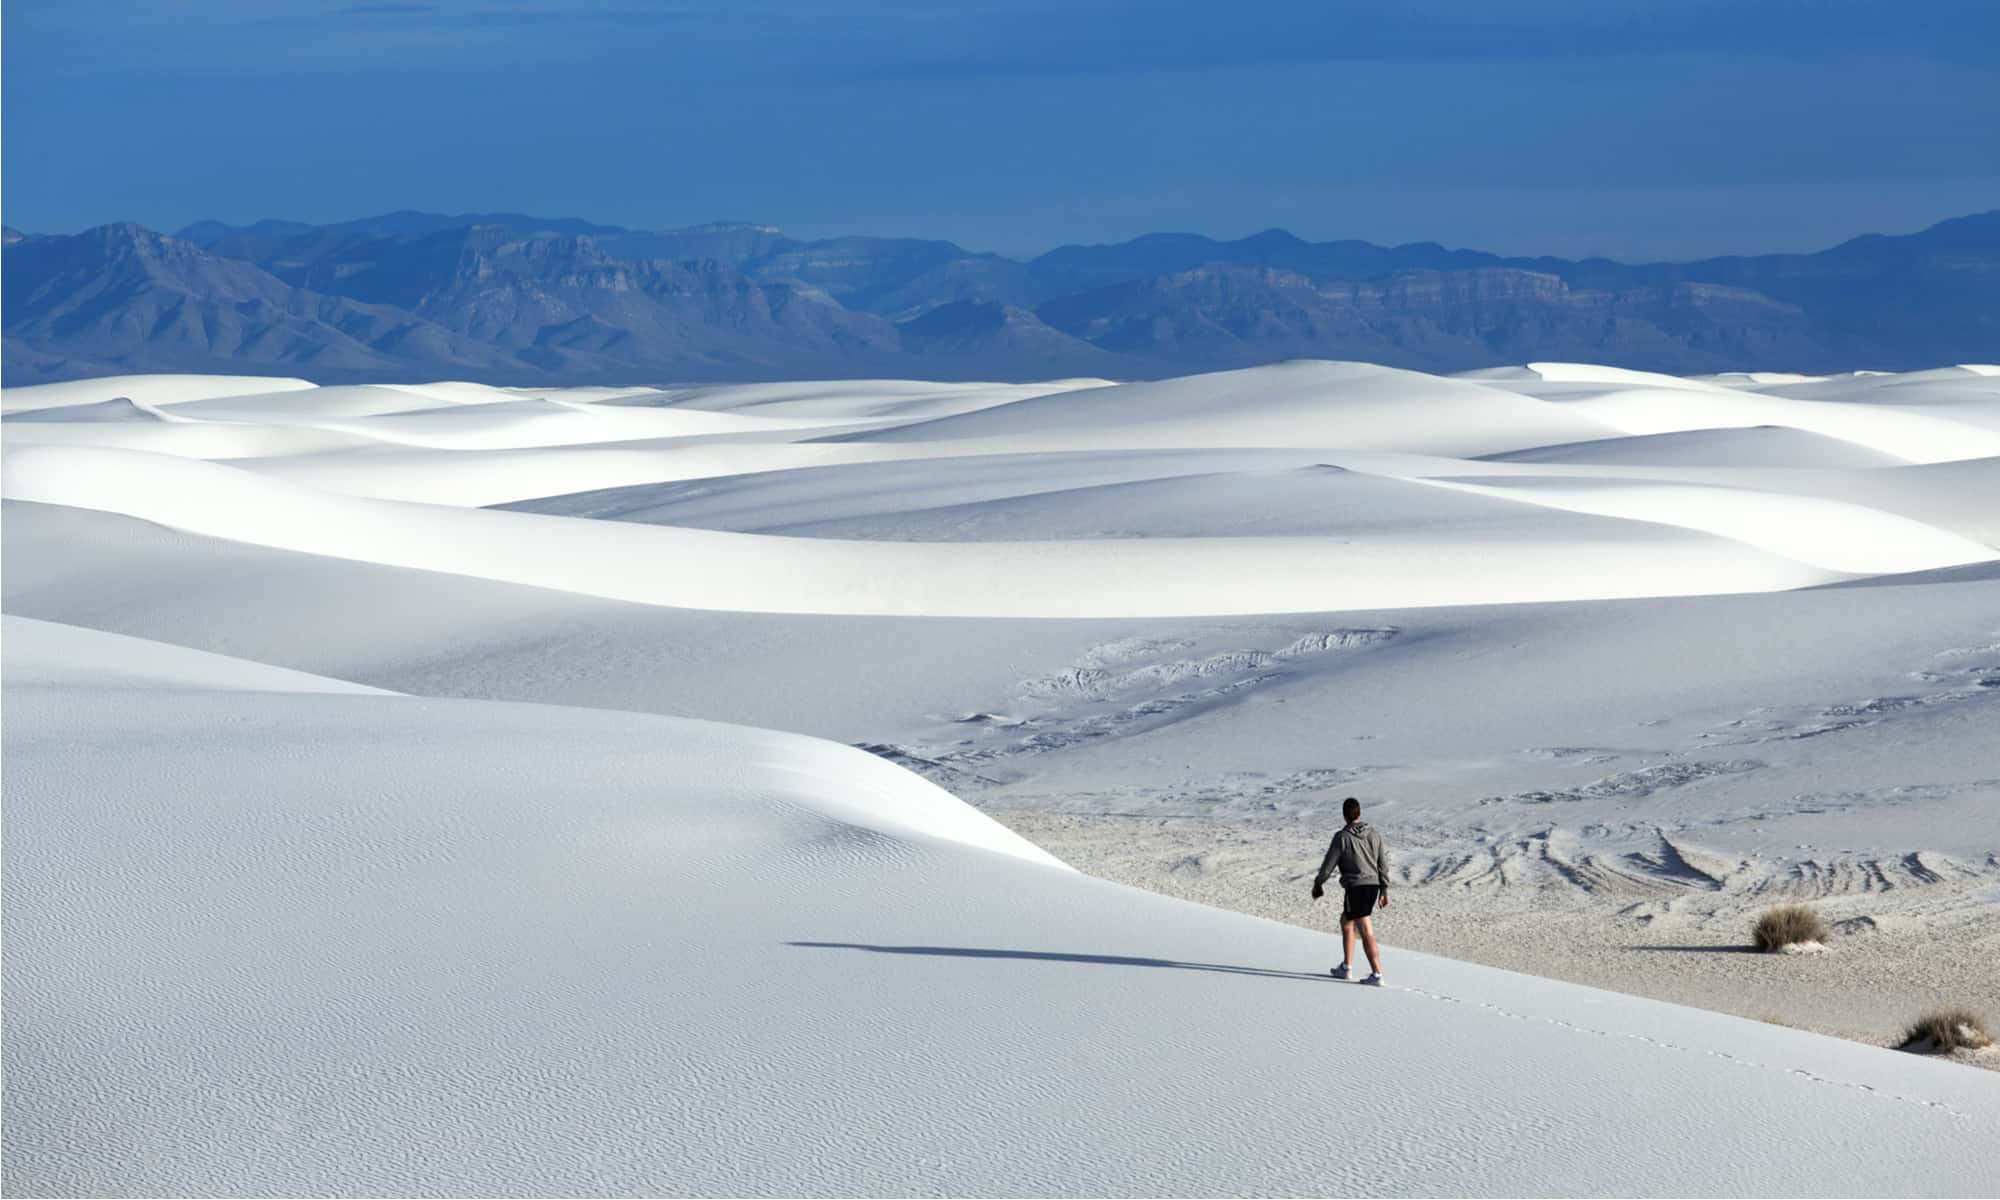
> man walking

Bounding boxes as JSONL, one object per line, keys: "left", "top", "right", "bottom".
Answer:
{"left": 1311, "top": 796, "right": 1389, "bottom": 985}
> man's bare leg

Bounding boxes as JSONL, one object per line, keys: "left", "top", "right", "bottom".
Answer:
{"left": 1355, "top": 916, "right": 1382, "bottom": 975}
{"left": 1341, "top": 916, "right": 1358, "bottom": 968}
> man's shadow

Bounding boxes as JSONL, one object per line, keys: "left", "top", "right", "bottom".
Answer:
{"left": 787, "top": 941, "right": 1333, "bottom": 982}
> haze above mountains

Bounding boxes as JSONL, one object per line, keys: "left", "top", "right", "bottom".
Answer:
{"left": 4, "top": 207, "right": 1996, "bottom": 385}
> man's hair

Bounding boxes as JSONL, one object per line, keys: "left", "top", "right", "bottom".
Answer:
{"left": 1342, "top": 797, "right": 1361, "bottom": 821}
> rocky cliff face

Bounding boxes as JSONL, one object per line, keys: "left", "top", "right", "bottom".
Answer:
{"left": 7, "top": 210, "right": 1994, "bottom": 384}
{"left": 1033, "top": 263, "right": 1822, "bottom": 373}
{"left": 2, "top": 224, "right": 515, "bottom": 378}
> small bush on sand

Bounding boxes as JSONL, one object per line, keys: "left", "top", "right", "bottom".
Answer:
{"left": 1900, "top": 1007, "right": 1993, "bottom": 1054}
{"left": 1752, "top": 904, "right": 1828, "bottom": 953}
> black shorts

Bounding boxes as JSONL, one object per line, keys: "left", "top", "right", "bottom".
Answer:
{"left": 1342, "top": 886, "right": 1382, "bottom": 921}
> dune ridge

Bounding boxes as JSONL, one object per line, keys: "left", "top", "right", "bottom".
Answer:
{"left": 6, "top": 360, "right": 1998, "bottom": 1196}
{"left": 6, "top": 616, "right": 1996, "bottom": 1197}
{"left": 7, "top": 362, "right": 1997, "bottom": 615}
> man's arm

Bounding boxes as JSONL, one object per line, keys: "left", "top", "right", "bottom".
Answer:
{"left": 1374, "top": 829, "right": 1390, "bottom": 906}
{"left": 1311, "top": 833, "right": 1341, "bottom": 898}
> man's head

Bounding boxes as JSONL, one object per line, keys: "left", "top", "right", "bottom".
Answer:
{"left": 1342, "top": 797, "right": 1361, "bottom": 823}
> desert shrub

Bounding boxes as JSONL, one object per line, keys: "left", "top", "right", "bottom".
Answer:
{"left": 1900, "top": 1006, "right": 1993, "bottom": 1053}
{"left": 1752, "top": 904, "right": 1828, "bottom": 952}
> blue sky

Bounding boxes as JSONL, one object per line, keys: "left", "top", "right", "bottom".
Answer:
{"left": 5, "top": 0, "right": 1997, "bottom": 260}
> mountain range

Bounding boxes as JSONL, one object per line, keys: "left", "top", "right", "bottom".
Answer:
{"left": 4, "top": 208, "right": 1995, "bottom": 385}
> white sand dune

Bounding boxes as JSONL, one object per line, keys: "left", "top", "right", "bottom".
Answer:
{"left": 1522, "top": 361, "right": 1741, "bottom": 391}
{"left": 500, "top": 448, "right": 1349, "bottom": 527}
{"left": 1483, "top": 377, "right": 2000, "bottom": 463}
{"left": 0, "top": 372, "right": 315, "bottom": 413}
{"left": 842, "top": 361, "right": 1628, "bottom": 455}
{"left": 7, "top": 362, "right": 2000, "bottom": 1196}
{"left": 0, "top": 499, "right": 1927, "bottom": 718}
{"left": 5, "top": 617, "right": 1995, "bottom": 1198}
{"left": 240, "top": 440, "right": 913, "bottom": 506}
{"left": 2, "top": 444, "right": 1849, "bottom": 615}
{"left": 1413, "top": 474, "right": 1995, "bottom": 575}
{"left": 374, "top": 379, "right": 549, "bottom": 405}
{"left": 1780, "top": 456, "right": 2000, "bottom": 545}
{"left": 160, "top": 383, "right": 472, "bottom": 420}
{"left": 1483, "top": 425, "right": 1909, "bottom": 468}
{"left": 1, "top": 395, "right": 183, "bottom": 424}
{"left": 12, "top": 497, "right": 1997, "bottom": 851}
{"left": 288, "top": 396, "right": 851, "bottom": 450}
{"left": 0, "top": 417, "right": 383, "bottom": 458}
{"left": 1, "top": 614, "right": 394, "bottom": 694}
{"left": 497, "top": 383, "right": 682, "bottom": 403}
{"left": 640, "top": 376, "right": 1115, "bottom": 420}
{"left": 499, "top": 445, "right": 2000, "bottom": 570}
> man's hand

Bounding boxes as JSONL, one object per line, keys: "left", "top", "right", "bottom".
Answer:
{"left": 1310, "top": 882, "right": 1325, "bottom": 901}
{"left": 1378, "top": 890, "right": 1390, "bottom": 909}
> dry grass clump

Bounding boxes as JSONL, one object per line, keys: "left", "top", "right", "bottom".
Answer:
{"left": 1900, "top": 1006, "right": 1993, "bottom": 1054}
{"left": 1752, "top": 903, "right": 1828, "bottom": 953}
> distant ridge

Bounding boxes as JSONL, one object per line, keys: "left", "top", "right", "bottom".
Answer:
{"left": 6, "top": 209, "right": 1995, "bottom": 384}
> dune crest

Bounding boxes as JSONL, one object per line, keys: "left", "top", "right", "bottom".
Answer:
{"left": 6, "top": 361, "right": 1999, "bottom": 1196}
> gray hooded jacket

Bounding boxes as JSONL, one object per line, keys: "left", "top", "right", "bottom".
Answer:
{"left": 1315, "top": 820, "right": 1389, "bottom": 890}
